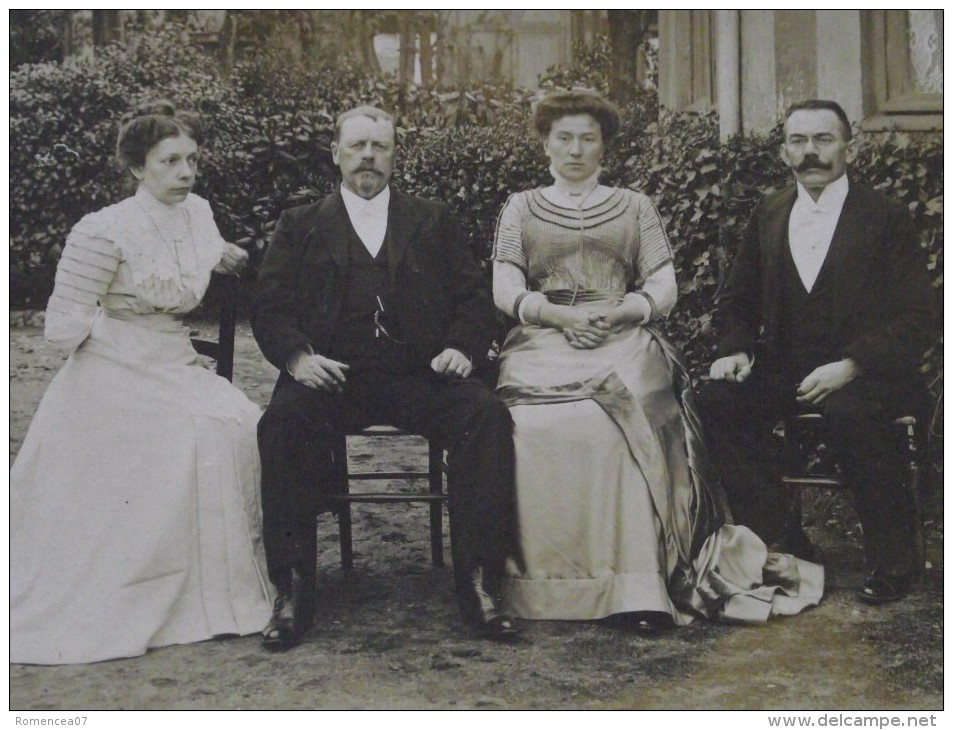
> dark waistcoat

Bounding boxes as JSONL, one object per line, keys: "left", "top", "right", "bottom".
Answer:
{"left": 778, "top": 239, "right": 837, "bottom": 378}
{"left": 325, "top": 225, "right": 417, "bottom": 374}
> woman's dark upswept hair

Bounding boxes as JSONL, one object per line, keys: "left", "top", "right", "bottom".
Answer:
{"left": 533, "top": 89, "right": 622, "bottom": 143}
{"left": 115, "top": 100, "right": 205, "bottom": 170}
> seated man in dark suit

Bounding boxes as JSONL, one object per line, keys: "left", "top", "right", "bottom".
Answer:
{"left": 696, "top": 99, "right": 934, "bottom": 604}
{"left": 253, "top": 105, "right": 519, "bottom": 648}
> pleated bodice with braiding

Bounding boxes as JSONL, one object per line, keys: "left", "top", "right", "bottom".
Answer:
{"left": 493, "top": 187, "right": 673, "bottom": 296}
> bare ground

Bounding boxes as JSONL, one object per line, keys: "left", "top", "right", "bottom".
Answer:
{"left": 8, "top": 322, "right": 944, "bottom": 711}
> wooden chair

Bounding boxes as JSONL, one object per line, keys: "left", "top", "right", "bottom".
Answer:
{"left": 190, "top": 274, "right": 239, "bottom": 382}
{"left": 326, "top": 426, "right": 447, "bottom": 571}
{"left": 780, "top": 412, "right": 926, "bottom": 580}
{"left": 189, "top": 275, "right": 450, "bottom": 570}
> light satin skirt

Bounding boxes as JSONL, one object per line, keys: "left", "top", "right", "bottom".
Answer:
{"left": 496, "top": 313, "right": 824, "bottom": 624}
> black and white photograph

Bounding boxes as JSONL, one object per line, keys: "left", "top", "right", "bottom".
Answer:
{"left": 8, "top": 9, "right": 943, "bottom": 716}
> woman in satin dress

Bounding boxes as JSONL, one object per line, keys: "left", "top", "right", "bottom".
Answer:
{"left": 492, "top": 90, "right": 824, "bottom": 630}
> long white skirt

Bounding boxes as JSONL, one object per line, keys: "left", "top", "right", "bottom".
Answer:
{"left": 10, "top": 314, "right": 273, "bottom": 664}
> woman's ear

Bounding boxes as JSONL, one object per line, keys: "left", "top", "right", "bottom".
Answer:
{"left": 129, "top": 165, "right": 144, "bottom": 181}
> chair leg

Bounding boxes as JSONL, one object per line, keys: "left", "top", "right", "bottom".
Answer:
{"left": 899, "top": 418, "right": 926, "bottom": 583}
{"left": 338, "top": 504, "right": 354, "bottom": 571}
{"left": 428, "top": 441, "right": 445, "bottom": 567}
{"left": 908, "top": 464, "right": 926, "bottom": 584}
{"left": 781, "top": 420, "right": 806, "bottom": 539}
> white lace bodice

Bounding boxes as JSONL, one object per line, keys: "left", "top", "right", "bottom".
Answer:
{"left": 44, "top": 188, "right": 227, "bottom": 351}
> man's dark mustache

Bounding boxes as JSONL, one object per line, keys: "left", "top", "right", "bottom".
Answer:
{"left": 795, "top": 156, "right": 832, "bottom": 173}
{"left": 356, "top": 164, "right": 382, "bottom": 175}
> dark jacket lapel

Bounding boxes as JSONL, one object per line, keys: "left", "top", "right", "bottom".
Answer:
{"left": 315, "top": 189, "right": 352, "bottom": 272}
{"left": 385, "top": 191, "right": 424, "bottom": 283}
{"left": 825, "top": 184, "right": 873, "bottom": 332}
{"left": 761, "top": 186, "right": 797, "bottom": 341}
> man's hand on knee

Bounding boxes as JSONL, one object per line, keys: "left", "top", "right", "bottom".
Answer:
{"left": 796, "top": 358, "right": 861, "bottom": 405}
{"left": 431, "top": 347, "right": 473, "bottom": 379}
{"left": 709, "top": 352, "right": 753, "bottom": 383}
{"left": 288, "top": 351, "right": 350, "bottom": 393}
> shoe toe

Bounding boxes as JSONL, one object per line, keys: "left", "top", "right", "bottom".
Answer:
{"left": 857, "top": 572, "right": 911, "bottom": 605}
{"left": 482, "top": 615, "right": 520, "bottom": 640}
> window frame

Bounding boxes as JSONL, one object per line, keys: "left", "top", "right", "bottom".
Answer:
{"left": 861, "top": 9, "right": 942, "bottom": 130}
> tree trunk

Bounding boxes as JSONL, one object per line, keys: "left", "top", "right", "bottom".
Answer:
{"left": 434, "top": 15, "right": 448, "bottom": 86}
{"left": 352, "top": 10, "right": 382, "bottom": 74}
{"left": 606, "top": 9, "right": 653, "bottom": 103}
{"left": 419, "top": 13, "right": 434, "bottom": 87}
{"left": 571, "top": 10, "right": 585, "bottom": 50}
{"left": 60, "top": 10, "right": 74, "bottom": 59}
{"left": 299, "top": 10, "right": 317, "bottom": 59}
{"left": 91, "top": 9, "right": 121, "bottom": 47}
{"left": 218, "top": 10, "right": 237, "bottom": 68}
{"left": 398, "top": 12, "right": 415, "bottom": 84}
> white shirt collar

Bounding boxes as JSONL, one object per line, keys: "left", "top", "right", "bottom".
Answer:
{"left": 794, "top": 174, "right": 849, "bottom": 211}
{"left": 788, "top": 174, "right": 848, "bottom": 293}
{"left": 340, "top": 183, "right": 390, "bottom": 218}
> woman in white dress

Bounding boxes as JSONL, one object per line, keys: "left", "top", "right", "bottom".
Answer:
{"left": 10, "top": 101, "right": 272, "bottom": 664}
{"left": 493, "top": 90, "right": 824, "bottom": 631}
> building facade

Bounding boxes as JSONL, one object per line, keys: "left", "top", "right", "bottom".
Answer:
{"left": 659, "top": 10, "right": 942, "bottom": 139}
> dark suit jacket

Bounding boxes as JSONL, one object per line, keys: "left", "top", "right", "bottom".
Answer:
{"left": 252, "top": 188, "right": 496, "bottom": 372}
{"left": 716, "top": 181, "right": 935, "bottom": 381}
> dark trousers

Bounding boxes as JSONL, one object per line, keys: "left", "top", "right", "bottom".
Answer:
{"left": 258, "top": 369, "right": 517, "bottom": 594}
{"left": 695, "top": 366, "right": 916, "bottom": 575}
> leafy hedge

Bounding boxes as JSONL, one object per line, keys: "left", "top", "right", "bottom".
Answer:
{"left": 10, "top": 25, "right": 943, "bottom": 413}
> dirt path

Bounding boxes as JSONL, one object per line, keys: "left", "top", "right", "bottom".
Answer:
{"left": 8, "top": 324, "right": 943, "bottom": 710}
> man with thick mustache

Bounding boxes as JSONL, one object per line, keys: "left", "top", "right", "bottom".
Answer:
{"left": 696, "top": 99, "right": 934, "bottom": 604}
{"left": 253, "top": 105, "right": 519, "bottom": 648}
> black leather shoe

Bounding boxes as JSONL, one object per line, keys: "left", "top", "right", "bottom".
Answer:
{"left": 262, "top": 567, "right": 313, "bottom": 651}
{"left": 857, "top": 570, "right": 912, "bottom": 605}
{"left": 457, "top": 566, "right": 520, "bottom": 641}
{"left": 606, "top": 611, "right": 674, "bottom": 634}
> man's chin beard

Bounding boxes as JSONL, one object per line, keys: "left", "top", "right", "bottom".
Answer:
{"left": 357, "top": 181, "right": 384, "bottom": 198}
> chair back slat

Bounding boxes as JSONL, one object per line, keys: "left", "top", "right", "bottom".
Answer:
{"left": 189, "top": 274, "right": 239, "bottom": 382}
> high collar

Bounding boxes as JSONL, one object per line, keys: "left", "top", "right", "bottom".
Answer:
{"left": 340, "top": 183, "right": 391, "bottom": 217}
{"left": 135, "top": 185, "right": 185, "bottom": 214}
{"left": 549, "top": 164, "right": 601, "bottom": 197}
{"left": 794, "top": 174, "right": 849, "bottom": 211}
{"left": 546, "top": 165, "right": 606, "bottom": 208}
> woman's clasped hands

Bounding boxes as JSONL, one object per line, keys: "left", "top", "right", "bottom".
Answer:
{"left": 558, "top": 301, "right": 641, "bottom": 349}
{"left": 560, "top": 308, "right": 611, "bottom": 349}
